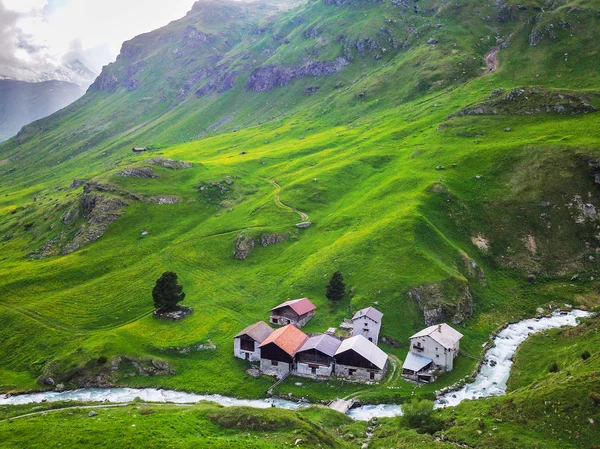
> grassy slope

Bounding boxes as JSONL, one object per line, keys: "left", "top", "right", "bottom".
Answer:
{"left": 0, "top": 0, "right": 599, "bottom": 407}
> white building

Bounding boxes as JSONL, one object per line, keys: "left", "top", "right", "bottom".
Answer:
{"left": 233, "top": 321, "right": 273, "bottom": 361}
{"left": 351, "top": 307, "right": 383, "bottom": 344}
{"left": 403, "top": 323, "right": 463, "bottom": 375}
{"left": 334, "top": 335, "right": 389, "bottom": 381}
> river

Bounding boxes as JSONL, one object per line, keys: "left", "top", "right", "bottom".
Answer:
{"left": 1, "top": 309, "right": 592, "bottom": 421}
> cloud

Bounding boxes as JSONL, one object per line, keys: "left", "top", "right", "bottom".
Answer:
{"left": 0, "top": 0, "right": 197, "bottom": 84}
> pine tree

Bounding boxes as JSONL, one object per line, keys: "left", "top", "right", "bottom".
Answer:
{"left": 326, "top": 271, "right": 346, "bottom": 302}
{"left": 152, "top": 271, "right": 186, "bottom": 311}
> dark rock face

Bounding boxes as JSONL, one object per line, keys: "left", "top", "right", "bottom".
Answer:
{"left": 408, "top": 282, "right": 473, "bottom": 325}
{"left": 234, "top": 233, "right": 289, "bottom": 260}
{"left": 196, "top": 71, "right": 238, "bottom": 97}
{"left": 246, "top": 58, "right": 348, "bottom": 92}
{"left": 117, "top": 167, "right": 159, "bottom": 178}
{"left": 89, "top": 72, "right": 119, "bottom": 92}
{"left": 452, "top": 87, "right": 598, "bottom": 117}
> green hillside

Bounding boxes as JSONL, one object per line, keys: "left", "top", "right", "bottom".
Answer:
{"left": 0, "top": 0, "right": 599, "bottom": 415}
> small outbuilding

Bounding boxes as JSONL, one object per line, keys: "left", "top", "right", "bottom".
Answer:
{"left": 270, "top": 298, "right": 316, "bottom": 328}
{"left": 295, "top": 334, "right": 342, "bottom": 378}
{"left": 334, "top": 335, "right": 389, "bottom": 381}
{"left": 406, "top": 323, "right": 463, "bottom": 372}
{"left": 401, "top": 352, "right": 435, "bottom": 382}
{"left": 132, "top": 147, "right": 148, "bottom": 153}
{"left": 233, "top": 321, "right": 273, "bottom": 362}
{"left": 259, "top": 324, "right": 308, "bottom": 377}
{"left": 351, "top": 306, "right": 383, "bottom": 344}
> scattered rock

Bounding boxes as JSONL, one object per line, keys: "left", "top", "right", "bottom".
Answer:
{"left": 150, "top": 196, "right": 180, "bottom": 205}
{"left": 117, "top": 167, "right": 158, "bottom": 179}
{"left": 427, "top": 38, "right": 438, "bottom": 45}
{"left": 504, "top": 127, "right": 511, "bottom": 132}
{"left": 234, "top": 233, "right": 289, "bottom": 260}
{"left": 88, "top": 411, "right": 98, "bottom": 417}
{"left": 295, "top": 221, "right": 312, "bottom": 229}
{"left": 146, "top": 157, "right": 193, "bottom": 169}
{"left": 153, "top": 306, "right": 194, "bottom": 321}
{"left": 471, "top": 235, "right": 489, "bottom": 251}
{"left": 70, "top": 179, "right": 86, "bottom": 189}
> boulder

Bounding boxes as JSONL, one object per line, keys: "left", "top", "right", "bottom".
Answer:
{"left": 117, "top": 167, "right": 158, "bottom": 179}
{"left": 146, "top": 157, "right": 193, "bottom": 169}
{"left": 88, "top": 411, "right": 98, "bottom": 417}
{"left": 296, "top": 222, "right": 312, "bottom": 228}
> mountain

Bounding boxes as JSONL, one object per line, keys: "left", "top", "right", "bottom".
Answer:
{"left": 0, "top": 79, "right": 85, "bottom": 142}
{"left": 0, "top": 0, "right": 599, "bottom": 447}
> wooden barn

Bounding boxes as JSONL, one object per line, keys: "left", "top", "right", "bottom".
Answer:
{"left": 334, "top": 335, "right": 388, "bottom": 381}
{"left": 233, "top": 321, "right": 273, "bottom": 362}
{"left": 294, "top": 334, "right": 341, "bottom": 378}
{"left": 269, "top": 298, "right": 316, "bottom": 328}
{"left": 259, "top": 324, "right": 308, "bottom": 377}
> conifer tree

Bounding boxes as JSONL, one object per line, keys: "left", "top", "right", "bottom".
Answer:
{"left": 326, "top": 271, "right": 346, "bottom": 302}
{"left": 152, "top": 271, "right": 186, "bottom": 311}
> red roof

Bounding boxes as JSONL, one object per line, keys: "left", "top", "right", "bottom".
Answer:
{"left": 270, "top": 298, "right": 316, "bottom": 316}
{"left": 259, "top": 324, "right": 308, "bottom": 356}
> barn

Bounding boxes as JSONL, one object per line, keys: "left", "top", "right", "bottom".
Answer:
{"left": 259, "top": 324, "right": 308, "bottom": 377}
{"left": 233, "top": 321, "right": 273, "bottom": 362}
{"left": 295, "top": 334, "right": 342, "bottom": 378}
{"left": 334, "top": 335, "right": 389, "bottom": 381}
{"left": 269, "top": 298, "right": 316, "bottom": 328}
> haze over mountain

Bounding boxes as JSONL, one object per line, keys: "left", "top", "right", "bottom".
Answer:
{"left": 0, "top": 0, "right": 599, "bottom": 447}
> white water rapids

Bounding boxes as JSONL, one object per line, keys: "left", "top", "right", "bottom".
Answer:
{"left": 1, "top": 309, "right": 592, "bottom": 421}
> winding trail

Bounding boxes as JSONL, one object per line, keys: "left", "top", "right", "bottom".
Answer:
{"left": 270, "top": 180, "right": 309, "bottom": 222}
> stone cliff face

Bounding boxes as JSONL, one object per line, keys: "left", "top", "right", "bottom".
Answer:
{"left": 408, "top": 281, "right": 473, "bottom": 326}
{"left": 246, "top": 58, "right": 348, "bottom": 92}
{"left": 234, "top": 233, "right": 290, "bottom": 260}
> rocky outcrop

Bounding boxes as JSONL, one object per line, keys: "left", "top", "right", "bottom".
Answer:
{"left": 452, "top": 87, "right": 598, "bottom": 117}
{"left": 196, "top": 71, "right": 238, "bottom": 97}
{"left": 62, "top": 185, "right": 128, "bottom": 255}
{"left": 146, "top": 157, "right": 193, "bottom": 169}
{"left": 234, "top": 232, "right": 289, "bottom": 260}
{"left": 117, "top": 167, "right": 159, "bottom": 178}
{"left": 38, "top": 356, "right": 175, "bottom": 390}
{"left": 246, "top": 58, "right": 348, "bottom": 92}
{"left": 150, "top": 196, "right": 180, "bottom": 205}
{"left": 408, "top": 281, "right": 473, "bottom": 326}
{"left": 89, "top": 72, "right": 119, "bottom": 92}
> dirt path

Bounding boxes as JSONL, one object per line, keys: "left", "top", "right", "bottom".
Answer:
{"left": 269, "top": 180, "right": 309, "bottom": 222}
{"left": 485, "top": 46, "right": 500, "bottom": 73}
{"left": 384, "top": 355, "right": 401, "bottom": 385}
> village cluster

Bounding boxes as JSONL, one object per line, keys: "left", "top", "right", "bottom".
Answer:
{"left": 233, "top": 298, "right": 463, "bottom": 383}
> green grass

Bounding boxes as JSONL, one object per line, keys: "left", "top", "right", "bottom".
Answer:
{"left": 0, "top": 0, "right": 599, "bottom": 417}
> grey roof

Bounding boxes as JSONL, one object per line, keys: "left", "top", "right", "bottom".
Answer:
{"left": 352, "top": 307, "right": 383, "bottom": 323}
{"left": 402, "top": 352, "right": 433, "bottom": 372}
{"left": 234, "top": 321, "right": 273, "bottom": 343}
{"left": 335, "top": 335, "right": 388, "bottom": 370}
{"left": 298, "top": 334, "right": 342, "bottom": 357}
{"left": 410, "top": 323, "right": 463, "bottom": 349}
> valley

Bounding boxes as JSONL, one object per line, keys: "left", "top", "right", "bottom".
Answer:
{"left": 0, "top": 0, "right": 599, "bottom": 447}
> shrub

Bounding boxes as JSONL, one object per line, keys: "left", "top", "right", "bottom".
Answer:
{"left": 581, "top": 350, "right": 591, "bottom": 360}
{"left": 139, "top": 408, "right": 154, "bottom": 415}
{"left": 401, "top": 399, "right": 443, "bottom": 434}
{"left": 548, "top": 362, "right": 559, "bottom": 373}
{"left": 97, "top": 356, "right": 108, "bottom": 365}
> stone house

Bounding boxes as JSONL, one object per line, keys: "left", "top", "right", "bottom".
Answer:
{"left": 270, "top": 298, "right": 316, "bottom": 328}
{"left": 351, "top": 307, "right": 383, "bottom": 344}
{"left": 233, "top": 321, "right": 273, "bottom": 362}
{"left": 132, "top": 147, "right": 148, "bottom": 153}
{"left": 404, "top": 323, "right": 463, "bottom": 373}
{"left": 334, "top": 335, "right": 389, "bottom": 381}
{"left": 294, "top": 334, "right": 342, "bottom": 378}
{"left": 259, "top": 324, "right": 308, "bottom": 377}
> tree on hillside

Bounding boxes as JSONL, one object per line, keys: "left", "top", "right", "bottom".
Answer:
{"left": 326, "top": 271, "right": 346, "bottom": 302}
{"left": 152, "top": 272, "right": 186, "bottom": 311}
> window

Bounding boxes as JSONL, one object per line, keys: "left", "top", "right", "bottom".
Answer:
{"left": 240, "top": 339, "right": 254, "bottom": 352}
{"left": 435, "top": 347, "right": 438, "bottom": 351}
{"left": 436, "top": 355, "right": 439, "bottom": 358}
{"left": 272, "top": 318, "right": 278, "bottom": 324}
{"left": 349, "top": 369, "right": 356, "bottom": 376}
{"left": 368, "top": 337, "right": 373, "bottom": 342}
{"left": 272, "top": 360, "right": 279, "bottom": 366}
{"left": 311, "top": 367, "right": 317, "bottom": 375}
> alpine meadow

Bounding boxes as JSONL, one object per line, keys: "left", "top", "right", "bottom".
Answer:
{"left": 0, "top": 0, "right": 599, "bottom": 448}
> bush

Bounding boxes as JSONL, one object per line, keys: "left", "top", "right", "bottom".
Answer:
{"left": 401, "top": 399, "right": 443, "bottom": 434}
{"left": 97, "top": 356, "right": 108, "bottom": 365}
{"left": 548, "top": 362, "right": 559, "bottom": 373}
{"left": 581, "top": 350, "right": 591, "bottom": 360}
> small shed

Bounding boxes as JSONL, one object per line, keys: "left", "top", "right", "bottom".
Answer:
{"left": 233, "top": 321, "right": 273, "bottom": 362}
{"left": 270, "top": 298, "right": 316, "bottom": 328}
{"left": 401, "top": 352, "right": 434, "bottom": 382}
{"left": 132, "top": 147, "right": 148, "bottom": 153}
{"left": 259, "top": 324, "right": 308, "bottom": 377}
{"left": 351, "top": 306, "right": 383, "bottom": 344}
{"left": 334, "top": 335, "right": 388, "bottom": 381}
{"left": 295, "top": 334, "right": 341, "bottom": 378}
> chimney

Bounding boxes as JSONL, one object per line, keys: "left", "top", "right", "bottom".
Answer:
{"left": 438, "top": 324, "right": 442, "bottom": 333}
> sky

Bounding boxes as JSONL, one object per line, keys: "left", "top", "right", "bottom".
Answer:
{"left": 0, "top": 0, "right": 197, "bottom": 84}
